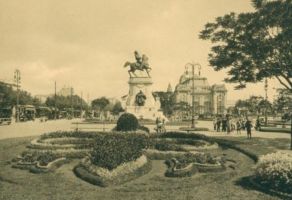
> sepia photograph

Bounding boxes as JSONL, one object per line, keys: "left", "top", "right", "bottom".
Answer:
{"left": 0, "top": 0, "right": 291, "bottom": 199}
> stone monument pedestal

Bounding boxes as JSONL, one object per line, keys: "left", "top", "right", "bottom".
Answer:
{"left": 124, "top": 72, "right": 166, "bottom": 121}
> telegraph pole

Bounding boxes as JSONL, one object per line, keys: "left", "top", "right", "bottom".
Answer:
{"left": 80, "top": 91, "right": 83, "bottom": 118}
{"left": 264, "top": 78, "right": 268, "bottom": 126}
{"left": 70, "top": 87, "right": 73, "bottom": 118}
{"left": 14, "top": 69, "right": 21, "bottom": 122}
{"left": 54, "top": 81, "right": 57, "bottom": 120}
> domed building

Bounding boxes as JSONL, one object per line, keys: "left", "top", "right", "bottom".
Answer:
{"left": 174, "top": 69, "right": 227, "bottom": 117}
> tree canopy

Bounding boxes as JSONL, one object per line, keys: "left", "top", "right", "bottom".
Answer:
{"left": 273, "top": 89, "right": 292, "bottom": 112}
{"left": 45, "top": 95, "right": 88, "bottom": 110}
{"left": 153, "top": 91, "right": 175, "bottom": 116}
{"left": 234, "top": 95, "right": 272, "bottom": 115}
{"left": 200, "top": 0, "right": 292, "bottom": 91}
{"left": 0, "top": 82, "right": 42, "bottom": 107}
{"left": 91, "top": 97, "right": 110, "bottom": 111}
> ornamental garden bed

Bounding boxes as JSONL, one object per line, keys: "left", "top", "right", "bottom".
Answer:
{"left": 73, "top": 132, "right": 151, "bottom": 186}
{"left": 11, "top": 130, "right": 246, "bottom": 186}
{"left": 28, "top": 138, "right": 94, "bottom": 150}
{"left": 74, "top": 155, "right": 151, "bottom": 187}
{"left": 12, "top": 151, "right": 68, "bottom": 173}
{"left": 164, "top": 152, "right": 225, "bottom": 177}
{"left": 145, "top": 149, "right": 198, "bottom": 160}
{"left": 74, "top": 133, "right": 151, "bottom": 187}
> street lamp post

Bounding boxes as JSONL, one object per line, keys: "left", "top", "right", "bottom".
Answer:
{"left": 14, "top": 69, "right": 21, "bottom": 122}
{"left": 185, "top": 62, "right": 201, "bottom": 129}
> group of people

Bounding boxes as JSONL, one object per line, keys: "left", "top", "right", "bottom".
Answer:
{"left": 213, "top": 115, "right": 253, "bottom": 139}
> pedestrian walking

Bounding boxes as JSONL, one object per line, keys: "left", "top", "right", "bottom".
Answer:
{"left": 216, "top": 117, "right": 221, "bottom": 132}
{"left": 222, "top": 117, "right": 227, "bottom": 132}
{"left": 245, "top": 118, "right": 253, "bottom": 139}
{"left": 241, "top": 119, "right": 246, "bottom": 131}
{"left": 236, "top": 120, "right": 241, "bottom": 134}
{"left": 213, "top": 117, "right": 217, "bottom": 131}
{"left": 226, "top": 115, "right": 231, "bottom": 134}
{"left": 255, "top": 116, "right": 261, "bottom": 131}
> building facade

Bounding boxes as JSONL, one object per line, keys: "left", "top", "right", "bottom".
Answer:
{"left": 174, "top": 69, "right": 227, "bottom": 116}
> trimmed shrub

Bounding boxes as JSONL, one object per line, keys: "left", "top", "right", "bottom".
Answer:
{"left": 90, "top": 133, "right": 148, "bottom": 170}
{"left": 255, "top": 152, "right": 292, "bottom": 194}
{"left": 116, "top": 113, "right": 139, "bottom": 132}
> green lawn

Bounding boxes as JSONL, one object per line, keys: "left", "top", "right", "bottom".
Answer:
{"left": 0, "top": 136, "right": 290, "bottom": 200}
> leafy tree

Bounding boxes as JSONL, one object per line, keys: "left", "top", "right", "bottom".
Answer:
{"left": 45, "top": 95, "right": 87, "bottom": 110}
{"left": 91, "top": 97, "right": 110, "bottom": 111}
{"left": 234, "top": 95, "right": 272, "bottom": 115}
{"left": 111, "top": 102, "right": 124, "bottom": 115}
{"left": 273, "top": 89, "right": 292, "bottom": 113}
{"left": 0, "top": 82, "right": 43, "bottom": 107}
{"left": 153, "top": 91, "right": 175, "bottom": 116}
{"left": 199, "top": 0, "right": 292, "bottom": 91}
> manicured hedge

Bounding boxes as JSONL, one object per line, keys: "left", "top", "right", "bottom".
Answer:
{"left": 90, "top": 133, "right": 148, "bottom": 170}
{"left": 160, "top": 132, "right": 258, "bottom": 162}
{"left": 39, "top": 131, "right": 105, "bottom": 140}
{"left": 153, "top": 140, "right": 186, "bottom": 152}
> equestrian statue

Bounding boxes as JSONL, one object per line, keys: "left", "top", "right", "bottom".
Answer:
{"left": 124, "top": 51, "right": 152, "bottom": 77}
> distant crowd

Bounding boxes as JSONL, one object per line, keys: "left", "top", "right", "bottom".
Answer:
{"left": 213, "top": 115, "right": 260, "bottom": 139}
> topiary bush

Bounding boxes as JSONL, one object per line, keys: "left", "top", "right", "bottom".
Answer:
{"left": 90, "top": 133, "right": 148, "bottom": 170}
{"left": 116, "top": 113, "right": 139, "bottom": 132}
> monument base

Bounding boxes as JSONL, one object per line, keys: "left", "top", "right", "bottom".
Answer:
{"left": 125, "top": 106, "right": 166, "bottom": 121}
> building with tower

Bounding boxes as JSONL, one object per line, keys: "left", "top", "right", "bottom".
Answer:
{"left": 173, "top": 68, "right": 227, "bottom": 116}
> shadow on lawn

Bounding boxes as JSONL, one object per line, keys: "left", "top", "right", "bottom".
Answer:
{"left": 235, "top": 176, "right": 290, "bottom": 200}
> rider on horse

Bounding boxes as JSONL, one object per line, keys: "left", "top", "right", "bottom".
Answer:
{"left": 124, "top": 51, "right": 152, "bottom": 77}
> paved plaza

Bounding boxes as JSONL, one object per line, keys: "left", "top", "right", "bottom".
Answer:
{"left": 0, "top": 119, "right": 290, "bottom": 140}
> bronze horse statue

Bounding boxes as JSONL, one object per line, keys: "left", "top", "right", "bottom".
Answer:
{"left": 124, "top": 53, "right": 152, "bottom": 77}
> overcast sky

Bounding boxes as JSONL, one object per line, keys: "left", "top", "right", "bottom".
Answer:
{"left": 0, "top": 0, "right": 280, "bottom": 102}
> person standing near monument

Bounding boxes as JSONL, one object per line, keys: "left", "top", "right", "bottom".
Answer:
{"left": 236, "top": 119, "right": 241, "bottom": 134}
{"left": 245, "top": 118, "right": 253, "bottom": 139}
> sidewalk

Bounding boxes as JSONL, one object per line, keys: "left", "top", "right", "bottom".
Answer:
{"left": 0, "top": 119, "right": 82, "bottom": 140}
